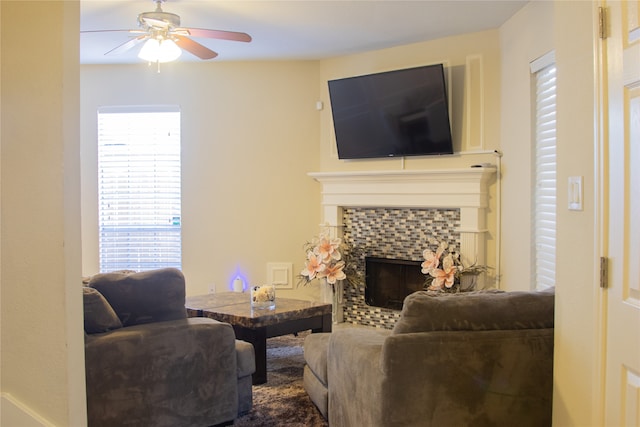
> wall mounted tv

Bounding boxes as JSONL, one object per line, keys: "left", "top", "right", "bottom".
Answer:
{"left": 328, "top": 64, "right": 453, "bottom": 160}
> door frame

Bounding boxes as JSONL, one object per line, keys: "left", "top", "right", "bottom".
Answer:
{"left": 594, "top": 1, "right": 608, "bottom": 425}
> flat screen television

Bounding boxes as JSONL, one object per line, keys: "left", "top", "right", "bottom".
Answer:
{"left": 328, "top": 64, "right": 453, "bottom": 159}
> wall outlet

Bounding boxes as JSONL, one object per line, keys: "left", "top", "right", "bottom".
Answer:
{"left": 208, "top": 283, "right": 216, "bottom": 294}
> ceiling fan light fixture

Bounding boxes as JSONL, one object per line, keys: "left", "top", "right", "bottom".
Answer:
{"left": 138, "top": 38, "right": 182, "bottom": 63}
{"left": 84, "top": 0, "right": 251, "bottom": 65}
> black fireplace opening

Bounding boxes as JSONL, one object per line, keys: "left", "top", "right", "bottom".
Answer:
{"left": 365, "top": 257, "right": 425, "bottom": 310}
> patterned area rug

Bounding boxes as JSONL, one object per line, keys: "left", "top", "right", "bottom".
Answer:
{"left": 234, "top": 331, "right": 328, "bottom": 427}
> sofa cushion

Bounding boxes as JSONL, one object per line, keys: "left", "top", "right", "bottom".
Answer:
{"left": 88, "top": 268, "right": 187, "bottom": 326}
{"left": 304, "top": 333, "right": 331, "bottom": 385}
{"left": 303, "top": 365, "right": 329, "bottom": 419}
{"left": 235, "top": 339, "right": 256, "bottom": 378}
{"left": 83, "top": 287, "right": 123, "bottom": 334}
{"left": 392, "top": 288, "right": 554, "bottom": 335}
{"left": 85, "top": 317, "right": 240, "bottom": 426}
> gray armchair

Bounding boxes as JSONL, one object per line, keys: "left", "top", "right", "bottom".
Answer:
{"left": 83, "top": 268, "right": 255, "bottom": 427}
{"left": 304, "top": 289, "right": 555, "bottom": 426}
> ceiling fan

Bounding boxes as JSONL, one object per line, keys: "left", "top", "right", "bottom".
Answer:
{"left": 82, "top": 0, "right": 252, "bottom": 63}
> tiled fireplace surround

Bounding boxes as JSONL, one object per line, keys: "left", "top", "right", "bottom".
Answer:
{"left": 310, "top": 168, "right": 496, "bottom": 329}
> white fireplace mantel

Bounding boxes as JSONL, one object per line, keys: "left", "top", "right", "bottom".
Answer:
{"left": 309, "top": 167, "right": 496, "bottom": 266}
{"left": 309, "top": 168, "right": 495, "bottom": 208}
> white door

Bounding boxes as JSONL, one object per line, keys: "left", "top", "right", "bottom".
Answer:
{"left": 602, "top": 1, "right": 640, "bottom": 425}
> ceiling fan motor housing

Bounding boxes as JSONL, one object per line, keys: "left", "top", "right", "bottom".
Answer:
{"left": 137, "top": 11, "right": 181, "bottom": 29}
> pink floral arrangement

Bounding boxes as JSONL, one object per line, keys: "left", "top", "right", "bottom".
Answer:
{"left": 421, "top": 241, "right": 489, "bottom": 292}
{"left": 300, "top": 233, "right": 346, "bottom": 285}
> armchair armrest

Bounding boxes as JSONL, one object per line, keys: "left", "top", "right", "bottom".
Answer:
{"left": 380, "top": 328, "right": 554, "bottom": 427}
{"left": 327, "top": 327, "right": 391, "bottom": 427}
{"left": 327, "top": 327, "right": 553, "bottom": 427}
{"left": 85, "top": 317, "right": 239, "bottom": 427}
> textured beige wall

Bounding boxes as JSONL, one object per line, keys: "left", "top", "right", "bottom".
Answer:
{"left": 1, "top": 1, "right": 85, "bottom": 426}
{"left": 80, "top": 61, "right": 322, "bottom": 300}
{"left": 502, "top": 1, "right": 600, "bottom": 424}
{"left": 499, "top": 0, "right": 555, "bottom": 291}
{"left": 80, "top": 31, "right": 505, "bottom": 299}
{"left": 552, "top": 1, "right": 599, "bottom": 425}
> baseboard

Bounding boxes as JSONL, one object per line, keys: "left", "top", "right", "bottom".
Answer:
{"left": 1, "top": 393, "right": 55, "bottom": 427}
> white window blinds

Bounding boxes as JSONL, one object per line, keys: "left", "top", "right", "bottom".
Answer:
{"left": 97, "top": 106, "right": 182, "bottom": 272}
{"left": 531, "top": 57, "right": 557, "bottom": 291}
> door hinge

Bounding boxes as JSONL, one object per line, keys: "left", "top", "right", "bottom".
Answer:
{"left": 599, "top": 7, "right": 608, "bottom": 39}
{"left": 600, "top": 256, "right": 609, "bottom": 288}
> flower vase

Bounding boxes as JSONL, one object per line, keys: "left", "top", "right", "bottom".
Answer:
{"left": 320, "top": 279, "right": 343, "bottom": 324}
{"left": 320, "top": 279, "right": 334, "bottom": 304}
{"left": 459, "top": 274, "right": 478, "bottom": 292}
{"left": 251, "top": 284, "right": 276, "bottom": 310}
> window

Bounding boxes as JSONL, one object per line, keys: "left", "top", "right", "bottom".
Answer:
{"left": 97, "top": 106, "right": 181, "bottom": 272}
{"left": 531, "top": 53, "right": 556, "bottom": 290}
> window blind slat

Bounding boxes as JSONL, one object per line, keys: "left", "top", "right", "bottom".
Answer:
{"left": 533, "top": 63, "right": 557, "bottom": 291}
{"left": 97, "top": 108, "right": 182, "bottom": 273}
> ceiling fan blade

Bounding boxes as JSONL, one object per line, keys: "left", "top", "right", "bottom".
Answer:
{"left": 81, "top": 29, "right": 146, "bottom": 35}
{"left": 105, "top": 35, "right": 147, "bottom": 56}
{"left": 174, "top": 35, "right": 218, "bottom": 60}
{"left": 176, "top": 27, "right": 252, "bottom": 43}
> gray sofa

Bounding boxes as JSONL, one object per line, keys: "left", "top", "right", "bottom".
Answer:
{"left": 83, "top": 268, "right": 255, "bottom": 427}
{"left": 303, "top": 289, "right": 555, "bottom": 426}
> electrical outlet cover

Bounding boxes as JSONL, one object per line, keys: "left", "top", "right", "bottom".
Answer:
{"left": 267, "top": 262, "right": 293, "bottom": 289}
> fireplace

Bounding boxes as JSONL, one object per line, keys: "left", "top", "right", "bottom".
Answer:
{"left": 309, "top": 168, "right": 496, "bottom": 328}
{"left": 340, "top": 206, "right": 459, "bottom": 327}
{"left": 365, "top": 257, "right": 424, "bottom": 310}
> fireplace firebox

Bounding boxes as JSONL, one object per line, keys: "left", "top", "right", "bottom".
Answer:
{"left": 365, "top": 257, "right": 425, "bottom": 310}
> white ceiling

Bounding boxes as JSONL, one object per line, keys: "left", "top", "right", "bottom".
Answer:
{"left": 80, "top": 0, "right": 528, "bottom": 64}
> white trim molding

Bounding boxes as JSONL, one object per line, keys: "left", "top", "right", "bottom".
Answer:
{"left": 309, "top": 167, "right": 496, "bottom": 267}
{"left": 1, "top": 393, "right": 55, "bottom": 427}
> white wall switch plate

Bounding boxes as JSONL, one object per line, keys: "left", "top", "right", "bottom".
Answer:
{"left": 568, "top": 176, "right": 583, "bottom": 211}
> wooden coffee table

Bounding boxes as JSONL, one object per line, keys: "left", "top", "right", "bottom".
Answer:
{"left": 185, "top": 292, "right": 332, "bottom": 384}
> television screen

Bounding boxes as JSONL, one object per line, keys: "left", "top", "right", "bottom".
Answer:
{"left": 328, "top": 64, "right": 453, "bottom": 159}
